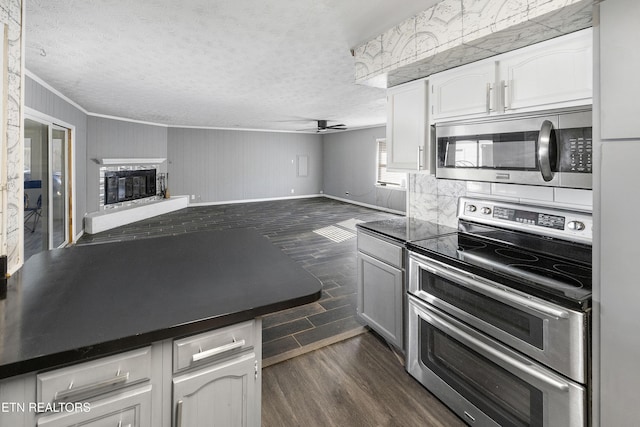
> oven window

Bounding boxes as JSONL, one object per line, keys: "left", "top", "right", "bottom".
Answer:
{"left": 420, "top": 320, "right": 543, "bottom": 427}
{"left": 439, "top": 132, "right": 538, "bottom": 170}
{"left": 421, "top": 271, "right": 544, "bottom": 349}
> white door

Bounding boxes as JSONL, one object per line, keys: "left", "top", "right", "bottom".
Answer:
{"left": 430, "top": 59, "right": 497, "bottom": 122}
{"left": 50, "top": 125, "right": 69, "bottom": 248}
{"left": 24, "top": 118, "right": 71, "bottom": 260}
{"left": 498, "top": 28, "right": 592, "bottom": 114}
{"left": 173, "top": 353, "right": 258, "bottom": 427}
{"left": 386, "top": 80, "right": 428, "bottom": 171}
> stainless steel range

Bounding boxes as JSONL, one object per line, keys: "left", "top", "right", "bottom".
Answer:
{"left": 406, "top": 197, "right": 592, "bottom": 427}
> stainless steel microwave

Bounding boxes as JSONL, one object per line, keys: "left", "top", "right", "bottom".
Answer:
{"left": 435, "top": 109, "right": 592, "bottom": 189}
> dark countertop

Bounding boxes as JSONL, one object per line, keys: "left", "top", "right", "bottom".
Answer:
{"left": 356, "top": 217, "right": 457, "bottom": 243}
{"left": 0, "top": 229, "right": 322, "bottom": 379}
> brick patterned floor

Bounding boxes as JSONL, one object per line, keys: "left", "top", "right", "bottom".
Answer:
{"left": 77, "top": 197, "right": 401, "bottom": 364}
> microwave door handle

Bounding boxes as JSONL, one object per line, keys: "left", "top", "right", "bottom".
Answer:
{"left": 538, "top": 120, "right": 555, "bottom": 182}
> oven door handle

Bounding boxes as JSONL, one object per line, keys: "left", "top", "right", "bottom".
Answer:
{"left": 414, "top": 300, "right": 571, "bottom": 393}
{"left": 417, "top": 260, "right": 570, "bottom": 319}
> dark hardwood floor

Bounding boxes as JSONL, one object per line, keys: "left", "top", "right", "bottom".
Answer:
{"left": 262, "top": 332, "right": 464, "bottom": 427}
{"left": 76, "top": 197, "right": 400, "bottom": 364}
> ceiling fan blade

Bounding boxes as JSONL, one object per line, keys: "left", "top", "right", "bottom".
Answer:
{"left": 295, "top": 120, "right": 347, "bottom": 132}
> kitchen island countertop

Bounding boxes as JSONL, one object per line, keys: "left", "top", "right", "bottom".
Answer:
{"left": 0, "top": 228, "right": 322, "bottom": 379}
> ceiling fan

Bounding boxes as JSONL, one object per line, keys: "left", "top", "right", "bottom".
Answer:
{"left": 297, "top": 120, "right": 347, "bottom": 133}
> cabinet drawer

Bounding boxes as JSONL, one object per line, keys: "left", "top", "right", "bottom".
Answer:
{"left": 37, "top": 347, "right": 152, "bottom": 406}
{"left": 357, "top": 232, "right": 403, "bottom": 268}
{"left": 37, "top": 384, "right": 152, "bottom": 427}
{"left": 173, "top": 320, "right": 256, "bottom": 373}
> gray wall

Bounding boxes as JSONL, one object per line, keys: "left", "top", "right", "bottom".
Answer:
{"left": 24, "top": 76, "right": 398, "bottom": 229}
{"left": 323, "top": 126, "right": 406, "bottom": 213}
{"left": 24, "top": 76, "right": 88, "bottom": 237}
{"left": 86, "top": 117, "right": 168, "bottom": 212}
{"left": 167, "top": 128, "right": 323, "bottom": 203}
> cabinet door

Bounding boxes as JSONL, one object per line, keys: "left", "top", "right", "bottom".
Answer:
{"left": 430, "top": 59, "right": 496, "bottom": 122}
{"left": 357, "top": 252, "right": 404, "bottom": 349}
{"left": 499, "top": 28, "right": 592, "bottom": 114}
{"left": 600, "top": 1, "right": 640, "bottom": 139}
{"left": 37, "top": 384, "right": 152, "bottom": 427}
{"left": 386, "top": 80, "right": 429, "bottom": 172}
{"left": 172, "top": 352, "right": 258, "bottom": 427}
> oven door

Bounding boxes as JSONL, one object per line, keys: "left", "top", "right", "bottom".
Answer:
{"left": 407, "top": 295, "right": 586, "bottom": 427}
{"left": 408, "top": 252, "right": 588, "bottom": 384}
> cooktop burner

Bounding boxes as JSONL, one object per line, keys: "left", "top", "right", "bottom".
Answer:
{"left": 408, "top": 228, "right": 592, "bottom": 308}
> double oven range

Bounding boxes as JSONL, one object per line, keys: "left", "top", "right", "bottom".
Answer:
{"left": 406, "top": 197, "right": 592, "bottom": 426}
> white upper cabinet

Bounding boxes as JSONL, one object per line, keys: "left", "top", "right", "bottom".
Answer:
{"left": 499, "top": 29, "right": 592, "bottom": 114}
{"left": 429, "top": 28, "right": 592, "bottom": 124}
{"left": 386, "top": 79, "right": 433, "bottom": 173}
{"left": 430, "top": 59, "right": 497, "bottom": 122}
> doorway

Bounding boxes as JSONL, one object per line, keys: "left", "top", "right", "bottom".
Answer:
{"left": 24, "top": 118, "right": 71, "bottom": 260}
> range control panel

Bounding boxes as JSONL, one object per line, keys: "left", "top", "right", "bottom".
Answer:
{"left": 492, "top": 206, "right": 565, "bottom": 230}
{"left": 459, "top": 197, "right": 592, "bottom": 244}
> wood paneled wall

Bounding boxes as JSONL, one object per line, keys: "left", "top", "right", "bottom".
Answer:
{"left": 167, "top": 128, "right": 323, "bottom": 204}
{"left": 323, "top": 126, "right": 406, "bottom": 213}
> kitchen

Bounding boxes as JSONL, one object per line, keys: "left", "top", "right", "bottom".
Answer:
{"left": 0, "top": 0, "right": 638, "bottom": 426}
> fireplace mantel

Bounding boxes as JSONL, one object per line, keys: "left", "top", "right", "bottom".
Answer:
{"left": 94, "top": 157, "right": 166, "bottom": 165}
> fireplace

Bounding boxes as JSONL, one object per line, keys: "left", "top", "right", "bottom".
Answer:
{"left": 104, "top": 169, "right": 156, "bottom": 205}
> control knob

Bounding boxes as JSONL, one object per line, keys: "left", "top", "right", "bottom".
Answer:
{"left": 567, "top": 221, "right": 586, "bottom": 231}
{"left": 466, "top": 204, "right": 477, "bottom": 212}
{"left": 481, "top": 207, "right": 492, "bottom": 215}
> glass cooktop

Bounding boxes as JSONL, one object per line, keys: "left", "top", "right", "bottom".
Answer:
{"left": 407, "top": 222, "right": 592, "bottom": 308}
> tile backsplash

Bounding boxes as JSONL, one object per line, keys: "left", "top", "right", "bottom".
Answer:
{"left": 409, "top": 174, "right": 466, "bottom": 227}
{"left": 408, "top": 174, "right": 593, "bottom": 226}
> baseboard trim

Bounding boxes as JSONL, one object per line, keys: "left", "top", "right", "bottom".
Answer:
{"left": 322, "top": 194, "right": 405, "bottom": 215}
{"left": 262, "top": 325, "right": 368, "bottom": 368}
{"left": 188, "top": 193, "right": 323, "bottom": 207}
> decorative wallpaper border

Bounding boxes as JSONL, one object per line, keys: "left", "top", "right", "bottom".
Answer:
{"left": 354, "top": 0, "right": 593, "bottom": 88}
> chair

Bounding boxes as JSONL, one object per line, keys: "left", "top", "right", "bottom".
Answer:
{"left": 24, "top": 194, "right": 42, "bottom": 233}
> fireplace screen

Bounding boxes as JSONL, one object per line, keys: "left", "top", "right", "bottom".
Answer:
{"left": 105, "top": 169, "right": 157, "bottom": 205}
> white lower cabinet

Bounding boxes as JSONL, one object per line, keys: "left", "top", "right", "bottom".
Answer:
{"left": 37, "top": 385, "right": 152, "bottom": 427}
{"left": 356, "top": 229, "right": 405, "bottom": 350}
{"left": 172, "top": 353, "right": 258, "bottom": 427}
{"left": 0, "top": 320, "right": 262, "bottom": 427}
{"left": 171, "top": 320, "right": 261, "bottom": 427}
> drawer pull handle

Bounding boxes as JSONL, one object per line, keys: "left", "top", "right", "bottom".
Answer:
{"left": 192, "top": 339, "right": 246, "bottom": 364}
{"left": 54, "top": 372, "right": 130, "bottom": 404}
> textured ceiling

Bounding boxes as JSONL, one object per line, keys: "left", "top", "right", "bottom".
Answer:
{"left": 25, "top": 0, "right": 438, "bottom": 132}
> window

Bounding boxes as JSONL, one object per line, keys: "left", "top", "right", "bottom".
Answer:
{"left": 376, "top": 139, "right": 405, "bottom": 187}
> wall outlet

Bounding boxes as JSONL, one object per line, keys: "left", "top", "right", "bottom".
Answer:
{"left": 291, "top": 189, "right": 295, "bottom": 194}
{"left": 345, "top": 191, "right": 350, "bottom": 196}
{"left": 191, "top": 194, "right": 195, "bottom": 200}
